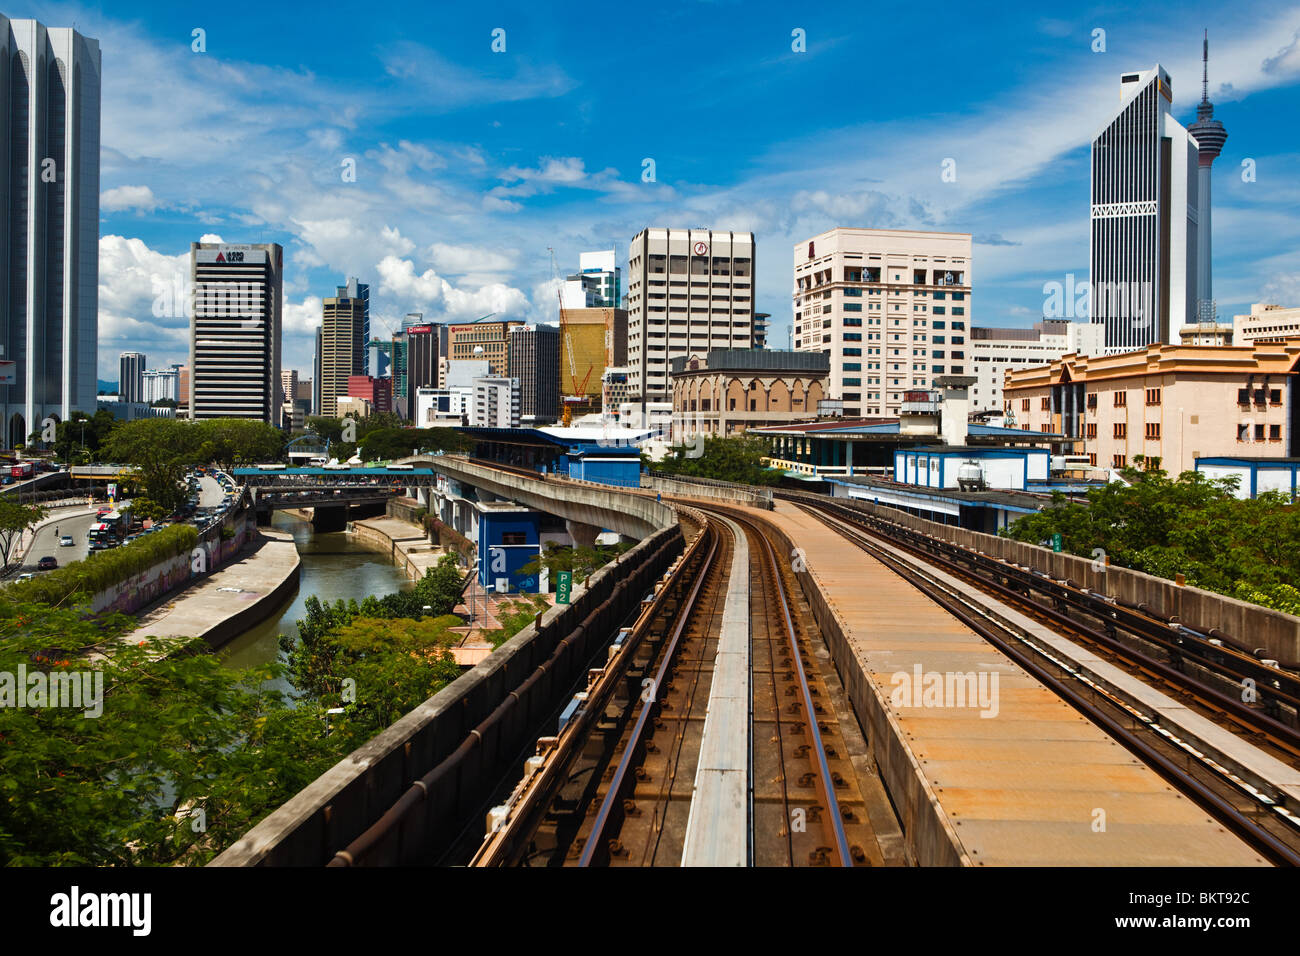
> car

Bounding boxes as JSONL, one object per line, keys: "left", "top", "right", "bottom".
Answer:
{"left": 36, "top": 556, "right": 57, "bottom": 571}
{"left": 16, "top": 572, "right": 35, "bottom": 582}
{"left": 1, "top": 477, "right": 11, "bottom": 486}
{"left": 59, "top": 535, "right": 74, "bottom": 547}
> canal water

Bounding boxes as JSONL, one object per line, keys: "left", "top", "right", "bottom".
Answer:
{"left": 218, "top": 511, "right": 412, "bottom": 692}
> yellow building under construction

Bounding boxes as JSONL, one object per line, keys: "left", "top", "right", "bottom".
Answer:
{"left": 561, "top": 308, "right": 627, "bottom": 413}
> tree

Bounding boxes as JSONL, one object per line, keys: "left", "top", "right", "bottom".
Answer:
{"left": 0, "top": 498, "right": 47, "bottom": 568}
{"left": 359, "top": 426, "right": 474, "bottom": 462}
{"left": 100, "top": 418, "right": 206, "bottom": 512}
{"left": 1002, "top": 466, "right": 1300, "bottom": 613}
{"left": 194, "top": 419, "right": 285, "bottom": 471}
{"left": 655, "top": 433, "right": 781, "bottom": 486}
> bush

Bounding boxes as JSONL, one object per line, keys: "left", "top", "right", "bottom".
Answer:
{"left": 3, "top": 524, "right": 198, "bottom": 607}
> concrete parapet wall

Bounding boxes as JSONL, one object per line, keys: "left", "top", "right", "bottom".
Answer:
{"left": 418, "top": 456, "right": 676, "bottom": 538}
{"left": 212, "top": 520, "right": 685, "bottom": 867}
{"left": 641, "top": 475, "right": 774, "bottom": 510}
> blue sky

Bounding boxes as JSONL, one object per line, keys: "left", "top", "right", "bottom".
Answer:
{"left": 20, "top": 0, "right": 1300, "bottom": 380}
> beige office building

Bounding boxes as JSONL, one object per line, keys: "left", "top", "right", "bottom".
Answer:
{"left": 670, "top": 349, "right": 829, "bottom": 443}
{"left": 970, "top": 320, "right": 1102, "bottom": 412}
{"left": 1233, "top": 303, "right": 1300, "bottom": 345}
{"left": 320, "top": 296, "right": 365, "bottom": 417}
{"left": 448, "top": 319, "right": 522, "bottom": 377}
{"left": 1002, "top": 341, "right": 1300, "bottom": 476}
{"left": 626, "top": 228, "right": 755, "bottom": 419}
{"left": 793, "top": 228, "right": 972, "bottom": 418}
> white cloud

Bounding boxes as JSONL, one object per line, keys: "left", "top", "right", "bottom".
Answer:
{"left": 101, "top": 185, "right": 160, "bottom": 212}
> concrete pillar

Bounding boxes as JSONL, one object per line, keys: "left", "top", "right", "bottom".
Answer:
{"left": 566, "top": 519, "right": 600, "bottom": 548}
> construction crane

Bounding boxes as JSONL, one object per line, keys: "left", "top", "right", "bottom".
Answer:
{"left": 549, "top": 248, "right": 595, "bottom": 426}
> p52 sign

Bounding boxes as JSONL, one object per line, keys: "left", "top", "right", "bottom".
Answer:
{"left": 556, "top": 571, "right": 572, "bottom": 605}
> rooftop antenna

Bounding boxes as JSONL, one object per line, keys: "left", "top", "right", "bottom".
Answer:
{"left": 1202, "top": 29, "right": 1209, "bottom": 104}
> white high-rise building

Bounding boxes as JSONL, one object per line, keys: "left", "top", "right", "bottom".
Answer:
{"left": 970, "top": 320, "right": 1103, "bottom": 413}
{"left": 626, "top": 228, "right": 755, "bottom": 419}
{"left": 793, "top": 228, "right": 972, "bottom": 418}
{"left": 561, "top": 249, "right": 621, "bottom": 309}
{"left": 1089, "top": 65, "right": 1200, "bottom": 354}
{"left": 188, "top": 242, "right": 283, "bottom": 424}
{"left": 472, "top": 376, "right": 520, "bottom": 428}
{"left": 141, "top": 366, "right": 180, "bottom": 404}
{"left": 0, "top": 16, "right": 101, "bottom": 446}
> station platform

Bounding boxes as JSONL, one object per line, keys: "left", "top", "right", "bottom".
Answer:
{"left": 745, "top": 500, "right": 1268, "bottom": 867}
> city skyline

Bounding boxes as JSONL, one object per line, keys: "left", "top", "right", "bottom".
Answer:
{"left": 19, "top": 3, "right": 1300, "bottom": 394}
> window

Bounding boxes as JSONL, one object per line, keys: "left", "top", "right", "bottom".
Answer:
{"left": 1145, "top": 388, "right": 1161, "bottom": 405}
{"left": 501, "top": 532, "right": 527, "bottom": 545}
{"left": 1113, "top": 454, "right": 1127, "bottom": 468}
{"left": 1041, "top": 397, "right": 1050, "bottom": 410}
{"left": 844, "top": 362, "right": 862, "bottom": 371}
{"left": 843, "top": 378, "right": 861, "bottom": 386}
{"left": 931, "top": 365, "right": 944, "bottom": 373}
{"left": 1238, "top": 423, "right": 1249, "bottom": 441}
{"left": 1021, "top": 398, "right": 1031, "bottom": 411}
{"left": 1144, "top": 422, "right": 1161, "bottom": 440}
{"left": 1255, "top": 423, "right": 1266, "bottom": 442}
{"left": 1088, "top": 453, "right": 1098, "bottom": 467}
{"left": 729, "top": 398, "right": 736, "bottom": 411}
{"left": 1085, "top": 423, "right": 1097, "bottom": 439}
{"left": 1270, "top": 424, "right": 1282, "bottom": 441}
{"left": 932, "top": 349, "right": 945, "bottom": 359}
{"left": 952, "top": 308, "right": 965, "bottom": 316}
{"left": 1086, "top": 393, "right": 1097, "bottom": 409}
{"left": 1238, "top": 388, "right": 1250, "bottom": 405}
{"left": 1113, "top": 391, "right": 1127, "bottom": 407}
{"left": 1271, "top": 388, "right": 1282, "bottom": 405}
{"left": 1114, "top": 422, "right": 1127, "bottom": 439}
{"left": 933, "top": 307, "right": 946, "bottom": 315}
{"left": 932, "top": 320, "right": 946, "bottom": 330}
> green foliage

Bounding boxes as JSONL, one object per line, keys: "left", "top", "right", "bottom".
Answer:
{"left": 654, "top": 434, "right": 781, "bottom": 486}
{"left": 0, "top": 602, "right": 344, "bottom": 865}
{"left": 484, "top": 595, "right": 549, "bottom": 648}
{"left": 281, "top": 555, "right": 466, "bottom": 700}
{"left": 0, "top": 497, "right": 47, "bottom": 567}
{"left": 130, "top": 497, "right": 169, "bottom": 523}
{"left": 28, "top": 408, "right": 119, "bottom": 463}
{"left": 358, "top": 426, "right": 474, "bottom": 462}
{"left": 521, "top": 541, "right": 632, "bottom": 586}
{"left": 193, "top": 419, "right": 285, "bottom": 471}
{"left": 4, "top": 524, "right": 197, "bottom": 607}
{"left": 1003, "top": 467, "right": 1300, "bottom": 614}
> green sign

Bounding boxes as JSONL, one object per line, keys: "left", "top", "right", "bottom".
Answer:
{"left": 1051, "top": 533, "right": 1063, "bottom": 553}
{"left": 556, "top": 571, "right": 572, "bottom": 605}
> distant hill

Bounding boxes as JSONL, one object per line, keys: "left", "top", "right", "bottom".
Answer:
{"left": 97, "top": 379, "right": 117, "bottom": 394}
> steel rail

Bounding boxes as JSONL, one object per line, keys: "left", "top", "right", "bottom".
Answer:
{"left": 742, "top": 514, "right": 853, "bottom": 867}
{"left": 577, "top": 521, "right": 723, "bottom": 866}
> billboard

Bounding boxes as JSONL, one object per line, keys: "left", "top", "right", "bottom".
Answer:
{"left": 0, "top": 360, "right": 15, "bottom": 386}
{"left": 195, "top": 246, "right": 268, "bottom": 265}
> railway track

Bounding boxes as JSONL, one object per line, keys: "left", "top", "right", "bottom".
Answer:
{"left": 467, "top": 505, "right": 893, "bottom": 867}
{"left": 795, "top": 499, "right": 1300, "bottom": 866}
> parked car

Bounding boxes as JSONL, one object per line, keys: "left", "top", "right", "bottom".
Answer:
{"left": 59, "top": 535, "right": 74, "bottom": 547}
{"left": 36, "top": 556, "right": 57, "bottom": 571}
{"left": 16, "top": 572, "right": 35, "bottom": 582}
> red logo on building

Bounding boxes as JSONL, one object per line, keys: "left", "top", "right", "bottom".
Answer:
{"left": 215, "top": 252, "right": 226, "bottom": 262}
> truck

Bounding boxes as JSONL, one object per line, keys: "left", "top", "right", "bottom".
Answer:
{"left": 10, "top": 462, "right": 33, "bottom": 479}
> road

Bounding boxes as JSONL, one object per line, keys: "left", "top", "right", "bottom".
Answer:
{"left": 19, "top": 508, "right": 100, "bottom": 573}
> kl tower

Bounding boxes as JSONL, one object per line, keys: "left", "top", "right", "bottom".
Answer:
{"left": 1188, "top": 30, "right": 1228, "bottom": 321}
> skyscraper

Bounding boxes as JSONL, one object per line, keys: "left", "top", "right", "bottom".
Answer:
{"left": 509, "top": 323, "right": 560, "bottom": 426}
{"left": 320, "top": 293, "right": 365, "bottom": 417}
{"left": 119, "top": 352, "right": 145, "bottom": 403}
{"left": 626, "top": 228, "right": 755, "bottom": 419}
{"left": 1187, "top": 32, "right": 1228, "bottom": 322}
{"left": 189, "top": 242, "right": 283, "bottom": 424}
{"left": 1089, "top": 65, "right": 1200, "bottom": 354}
{"left": 336, "top": 276, "right": 369, "bottom": 346}
{"left": 0, "top": 17, "right": 101, "bottom": 446}
{"left": 792, "top": 228, "right": 972, "bottom": 418}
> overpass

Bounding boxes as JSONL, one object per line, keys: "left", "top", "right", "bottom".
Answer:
{"left": 230, "top": 468, "right": 436, "bottom": 530}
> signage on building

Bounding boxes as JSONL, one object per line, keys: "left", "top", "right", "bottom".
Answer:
{"left": 196, "top": 246, "right": 267, "bottom": 265}
{"left": 692, "top": 240, "right": 709, "bottom": 256}
{"left": 0, "top": 360, "right": 14, "bottom": 386}
{"left": 556, "top": 571, "right": 572, "bottom": 604}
